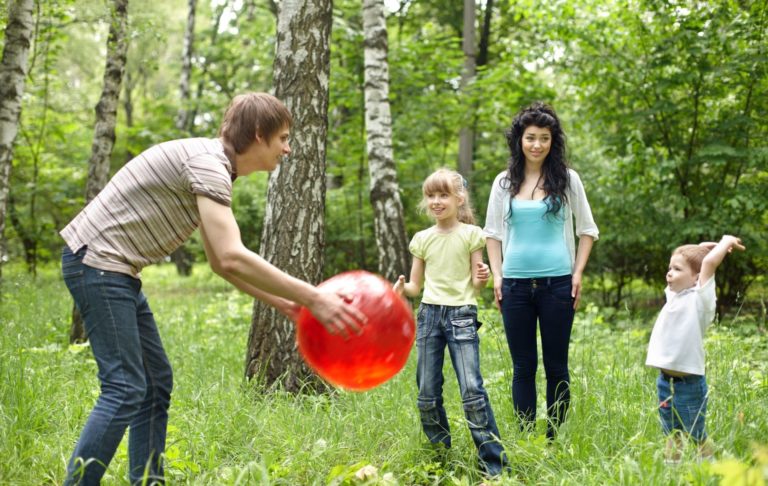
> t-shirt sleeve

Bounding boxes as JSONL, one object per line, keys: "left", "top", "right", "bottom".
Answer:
{"left": 409, "top": 232, "right": 425, "bottom": 259}
{"left": 467, "top": 225, "right": 486, "bottom": 253}
{"left": 184, "top": 153, "right": 233, "bottom": 206}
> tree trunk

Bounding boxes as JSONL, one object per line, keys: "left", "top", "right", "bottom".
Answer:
{"left": 477, "top": 0, "right": 493, "bottom": 67}
{"left": 0, "top": 0, "right": 35, "bottom": 281}
{"left": 169, "top": 0, "right": 198, "bottom": 277}
{"left": 362, "top": 0, "right": 409, "bottom": 281}
{"left": 71, "top": 0, "right": 129, "bottom": 343}
{"left": 175, "top": 0, "right": 196, "bottom": 133}
{"left": 84, "top": 0, "right": 129, "bottom": 202}
{"left": 244, "top": 0, "right": 333, "bottom": 392}
{"left": 457, "top": 0, "right": 476, "bottom": 178}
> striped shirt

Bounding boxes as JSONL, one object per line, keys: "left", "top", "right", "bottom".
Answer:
{"left": 61, "top": 138, "right": 235, "bottom": 278}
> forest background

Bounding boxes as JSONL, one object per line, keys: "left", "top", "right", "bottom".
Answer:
{"left": 1, "top": 0, "right": 767, "bottom": 484}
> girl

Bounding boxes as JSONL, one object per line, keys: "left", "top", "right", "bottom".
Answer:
{"left": 484, "top": 102, "right": 599, "bottom": 439}
{"left": 395, "top": 168, "right": 506, "bottom": 477}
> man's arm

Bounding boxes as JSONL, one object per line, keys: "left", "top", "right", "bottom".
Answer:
{"left": 699, "top": 235, "right": 745, "bottom": 285}
{"left": 196, "top": 195, "right": 365, "bottom": 333}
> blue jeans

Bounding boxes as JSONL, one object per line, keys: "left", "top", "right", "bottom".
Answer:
{"left": 657, "top": 372, "right": 708, "bottom": 442}
{"left": 62, "top": 246, "right": 173, "bottom": 485}
{"left": 416, "top": 303, "right": 506, "bottom": 476}
{"left": 499, "top": 275, "right": 574, "bottom": 438}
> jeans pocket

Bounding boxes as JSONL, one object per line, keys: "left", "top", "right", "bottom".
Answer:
{"left": 451, "top": 315, "right": 477, "bottom": 341}
{"left": 418, "top": 398, "right": 440, "bottom": 426}
{"left": 463, "top": 395, "right": 489, "bottom": 429}
{"left": 416, "top": 305, "right": 430, "bottom": 341}
{"left": 549, "top": 279, "right": 574, "bottom": 306}
{"left": 61, "top": 246, "right": 85, "bottom": 279}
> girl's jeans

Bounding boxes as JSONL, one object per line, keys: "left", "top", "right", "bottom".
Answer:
{"left": 62, "top": 246, "right": 173, "bottom": 485}
{"left": 500, "top": 275, "right": 574, "bottom": 438}
{"left": 416, "top": 303, "right": 506, "bottom": 475}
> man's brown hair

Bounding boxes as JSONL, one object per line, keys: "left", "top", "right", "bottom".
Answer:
{"left": 672, "top": 244, "right": 711, "bottom": 273}
{"left": 218, "top": 93, "right": 292, "bottom": 154}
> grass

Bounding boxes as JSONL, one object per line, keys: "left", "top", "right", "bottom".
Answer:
{"left": 1, "top": 262, "right": 767, "bottom": 485}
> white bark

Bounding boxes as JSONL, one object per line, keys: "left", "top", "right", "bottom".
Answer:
{"left": 458, "top": 0, "right": 476, "bottom": 178}
{"left": 0, "top": 0, "right": 35, "bottom": 269}
{"left": 175, "top": 0, "right": 196, "bottom": 132}
{"left": 72, "top": 0, "right": 129, "bottom": 343}
{"left": 363, "top": 0, "right": 409, "bottom": 281}
{"left": 84, "top": 0, "right": 129, "bottom": 203}
{"left": 246, "top": 0, "right": 333, "bottom": 391}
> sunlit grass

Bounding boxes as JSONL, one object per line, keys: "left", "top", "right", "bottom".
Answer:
{"left": 1, "top": 263, "right": 766, "bottom": 484}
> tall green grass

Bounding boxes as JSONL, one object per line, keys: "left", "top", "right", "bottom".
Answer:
{"left": 1, "top": 263, "right": 766, "bottom": 485}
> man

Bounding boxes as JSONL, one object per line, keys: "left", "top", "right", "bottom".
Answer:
{"left": 60, "top": 92, "right": 364, "bottom": 485}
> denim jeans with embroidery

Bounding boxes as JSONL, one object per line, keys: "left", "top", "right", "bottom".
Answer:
{"left": 416, "top": 303, "right": 506, "bottom": 475}
{"left": 500, "top": 275, "right": 574, "bottom": 438}
{"left": 62, "top": 246, "right": 173, "bottom": 485}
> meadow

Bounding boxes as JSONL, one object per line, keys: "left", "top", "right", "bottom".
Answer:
{"left": 1, "top": 263, "right": 766, "bottom": 485}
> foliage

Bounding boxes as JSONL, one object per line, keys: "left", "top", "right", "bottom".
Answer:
{"left": 1, "top": 263, "right": 767, "bottom": 484}
{"left": 548, "top": 0, "right": 768, "bottom": 310}
{"left": 1, "top": 0, "right": 767, "bottom": 317}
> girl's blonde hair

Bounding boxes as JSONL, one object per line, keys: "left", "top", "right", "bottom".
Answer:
{"left": 419, "top": 168, "right": 476, "bottom": 225}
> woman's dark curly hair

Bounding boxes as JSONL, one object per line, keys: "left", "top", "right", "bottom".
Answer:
{"left": 502, "top": 101, "right": 570, "bottom": 218}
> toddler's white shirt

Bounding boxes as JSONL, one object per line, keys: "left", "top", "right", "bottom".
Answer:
{"left": 645, "top": 276, "right": 717, "bottom": 375}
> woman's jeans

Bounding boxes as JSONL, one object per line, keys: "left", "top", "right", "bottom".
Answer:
{"left": 500, "top": 275, "right": 574, "bottom": 438}
{"left": 62, "top": 246, "right": 173, "bottom": 485}
{"left": 416, "top": 303, "right": 506, "bottom": 475}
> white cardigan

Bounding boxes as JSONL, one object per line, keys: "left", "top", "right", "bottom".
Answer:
{"left": 483, "top": 169, "right": 599, "bottom": 269}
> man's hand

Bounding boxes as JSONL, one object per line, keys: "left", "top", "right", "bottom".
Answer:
{"left": 307, "top": 288, "right": 367, "bottom": 337}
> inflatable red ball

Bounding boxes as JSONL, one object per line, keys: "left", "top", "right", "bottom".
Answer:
{"left": 296, "top": 271, "right": 415, "bottom": 391}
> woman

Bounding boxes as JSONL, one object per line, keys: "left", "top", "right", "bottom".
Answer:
{"left": 484, "top": 102, "right": 599, "bottom": 439}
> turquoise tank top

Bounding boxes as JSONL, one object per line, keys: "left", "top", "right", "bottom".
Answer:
{"left": 502, "top": 199, "right": 571, "bottom": 278}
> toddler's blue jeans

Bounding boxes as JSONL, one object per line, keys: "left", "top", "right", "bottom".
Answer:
{"left": 416, "top": 303, "right": 507, "bottom": 476}
{"left": 62, "top": 246, "right": 173, "bottom": 485}
{"left": 657, "top": 372, "right": 708, "bottom": 442}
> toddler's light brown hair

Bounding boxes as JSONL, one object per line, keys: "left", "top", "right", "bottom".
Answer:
{"left": 672, "top": 244, "right": 712, "bottom": 273}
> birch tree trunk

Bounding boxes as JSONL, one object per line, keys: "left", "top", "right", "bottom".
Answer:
{"left": 245, "top": 0, "right": 333, "bottom": 391}
{"left": 362, "top": 0, "right": 409, "bottom": 281}
{"left": 71, "top": 0, "right": 129, "bottom": 343}
{"left": 457, "top": 0, "right": 476, "bottom": 178}
{"left": 175, "top": 0, "right": 196, "bottom": 133}
{"left": 0, "top": 0, "right": 35, "bottom": 280}
{"left": 169, "top": 0, "right": 197, "bottom": 277}
{"left": 84, "top": 0, "right": 129, "bottom": 202}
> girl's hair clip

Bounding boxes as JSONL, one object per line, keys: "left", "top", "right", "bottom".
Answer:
{"left": 461, "top": 176, "right": 468, "bottom": 189}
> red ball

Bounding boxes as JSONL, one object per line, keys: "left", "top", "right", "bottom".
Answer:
{"left": 296, "top": 271, "right": 415, "bottom": 391}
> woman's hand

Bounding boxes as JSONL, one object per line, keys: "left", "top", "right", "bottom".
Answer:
{"left": 493, "top": 274, "right": 503, "bottom": 310}
{"left": 571, "top": 273, "right": 583, "bottom": 310}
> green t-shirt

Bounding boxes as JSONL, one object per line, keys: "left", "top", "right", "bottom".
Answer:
{"left": 409, "top": 223, "right": 485, "bottom": 306}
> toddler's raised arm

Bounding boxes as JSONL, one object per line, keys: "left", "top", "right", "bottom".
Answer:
{"left": 699, "top": 235, "right": 746, "bottom": 284}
